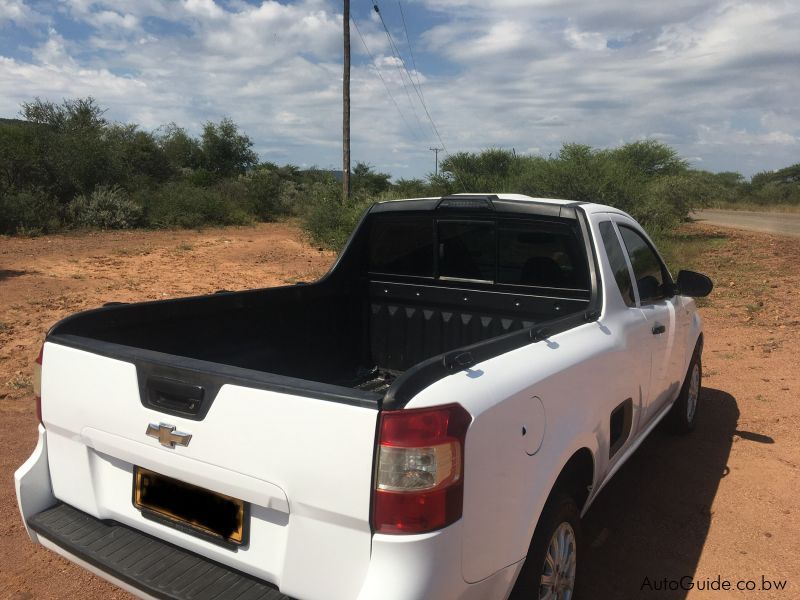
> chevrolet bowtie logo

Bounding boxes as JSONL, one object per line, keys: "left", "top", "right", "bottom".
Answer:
{"left": 146, "top": 423, "right": 192, "bottom": 448}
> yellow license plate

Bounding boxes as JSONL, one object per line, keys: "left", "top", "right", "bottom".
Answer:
{"left": 133, "top": 467, "right": 247, "bottom": 546}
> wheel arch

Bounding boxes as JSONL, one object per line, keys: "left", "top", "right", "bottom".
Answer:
{"left": 551, "top": 447, "right": 595, "bottom": 513}
{"left": 510, "top": 447, "right": 593, "bottom": 599}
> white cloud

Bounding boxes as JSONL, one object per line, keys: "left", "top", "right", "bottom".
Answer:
{"left": 564, "top": 25, "right": 607, "bottom": 51}
{"left": 88, "top": 10, "right": 139, "bottom": 30}
{"left": 0, "top": 0, "right": 797, "bottom": 176}
{"left": 0, "top": 0, "right": 43, "bottom": 26}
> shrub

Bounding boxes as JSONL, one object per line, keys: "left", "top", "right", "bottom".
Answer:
{"left": 301, "top": 188, "right": 372, "bottom": 250}
{"left": 639, "top": 173, "right": 714, "bottom": 231}
{"left": 67, "top": 185, "right": 143, "bottom": 229}
{"left": 138, "top": 180, "right": 252, "bottom": 228}
{"left": 0, "top": 187, "right": 61, "bottom": 234}
{"left": 391, "top": 178, "right": 433, "bottom": 198}
{"left": 241, "top": 170, "right": 291, "bottom": 220}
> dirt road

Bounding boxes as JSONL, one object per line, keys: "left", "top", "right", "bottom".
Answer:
{"left": 1, "top": 223, "right": 798, "bottom": 599}
{"left": 693, "top": 209, "right": 800, "bottom": 237}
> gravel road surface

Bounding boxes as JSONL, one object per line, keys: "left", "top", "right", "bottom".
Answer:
{"left": 693, "top": 209, "right": 800, "bottom": 237}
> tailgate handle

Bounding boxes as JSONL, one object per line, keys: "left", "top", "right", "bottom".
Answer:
{"left": 146, "top": 377, "right": 205, "bottom": 416}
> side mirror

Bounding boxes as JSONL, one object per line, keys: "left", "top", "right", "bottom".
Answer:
{"left": 676, "top": 270, "right": 713, "bottom": 297}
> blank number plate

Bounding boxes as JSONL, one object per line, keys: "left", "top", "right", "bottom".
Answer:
{"left": 133, "top": 467, "right": 248, "bottom": 546}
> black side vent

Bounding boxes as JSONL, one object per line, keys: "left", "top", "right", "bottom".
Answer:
{"left": 609, "top": 398, "right": 633, "bottom": 458}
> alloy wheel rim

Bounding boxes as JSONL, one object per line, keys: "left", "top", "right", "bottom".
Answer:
{"left": 687, "top": 364, "right": 700, "bottom": 422}
{"left": 539, "top": 521, "right": 576, "bottom": 600}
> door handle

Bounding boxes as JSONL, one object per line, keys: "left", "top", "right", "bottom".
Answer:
{"left": 652, "top": 324, "right": 666, "bottom": 335}
{"left": 146, "top": 377, "right": 205, "bottom": 415}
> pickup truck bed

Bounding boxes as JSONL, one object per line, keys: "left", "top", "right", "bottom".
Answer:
{"left": 49, "top": 196, "right": 593, "bottom": 412}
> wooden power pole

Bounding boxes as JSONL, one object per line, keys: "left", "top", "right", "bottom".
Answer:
{"left": 342, "top": 0, "right": 351, "bottom": 202}
{"left": 430, "top": 147, "right": 443, "bottom": 176}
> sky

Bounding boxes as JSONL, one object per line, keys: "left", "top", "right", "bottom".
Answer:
{"left": 1, "top": 0, "right": 798, "bottom": 179}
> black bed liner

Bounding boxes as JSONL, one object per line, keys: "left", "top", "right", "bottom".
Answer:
{"left": 29, "top": 503, "right": 291, "bottom": 600}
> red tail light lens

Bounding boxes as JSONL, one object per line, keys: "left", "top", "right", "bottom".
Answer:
{"left": 33, "top": 345, "right": 43, "bottom": 424}
{"left": 372, "top": 403, "right": 471, "bottom": 534}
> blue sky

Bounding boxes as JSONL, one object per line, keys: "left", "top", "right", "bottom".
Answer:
{"left": 1, "top": 0, "right": 798, "bottom": 178}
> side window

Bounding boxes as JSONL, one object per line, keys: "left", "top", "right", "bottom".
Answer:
{"left": 599, "top": 221, "right": 635, "bottom": 307}
{"left": 618, "top": 225, "right": 668, "bottom": 304}
{"left": 497, "top": 222, "right": 589, "bottom": 289}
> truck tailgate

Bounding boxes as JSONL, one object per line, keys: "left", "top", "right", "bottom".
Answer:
{"left": 41, "top": 341, "right": 380, "bottom": 600}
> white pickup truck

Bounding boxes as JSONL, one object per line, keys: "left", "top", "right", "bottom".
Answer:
{"left": 16, "top": 194, "right": 712, "bottom": 600}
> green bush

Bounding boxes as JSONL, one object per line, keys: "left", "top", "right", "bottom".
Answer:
{"left": 241, "top": 170, "right": 290, "bottom": 220}
{"left": 138, "top": 180, "right": 252, "bottom": 228}
{"left": 301, "top": 191, "right": 373, "bottom": 250}
{"left": 67, "top": 185, "right": 143, "bottom": 229}
{"left": 0, "top": 187, "right": 61, "bottom": 234}
{"left": 391, "top": 178, "right": 433, "bottom": 198}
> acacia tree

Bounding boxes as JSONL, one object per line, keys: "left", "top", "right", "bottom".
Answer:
{"left": 17, "top": 97, "right": 110, "bottom": 200}
{"left": 351, "top": 162, "right": 391, "bottom": 196}
{"left": 199, "top": 117, "right": 258, "bottom": 178}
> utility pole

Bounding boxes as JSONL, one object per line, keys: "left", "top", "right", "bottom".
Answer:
{"left": 342, "top": 0, "right": 351, "bottom": 202}
{"left": 429, "top": 146, "right": 443, "bottom": 176}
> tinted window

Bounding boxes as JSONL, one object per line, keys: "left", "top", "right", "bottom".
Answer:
{"left": 599, "top": 221, "right": 635, "bottom": 306}
{"left": 438, "top": 221, "right": 495, "bottom": 281}
{"left": 497, "top": 222, "right": 589, "bottom": 288}
{"left": 619, "top": 225, "right": 667, "bottom": 304}
{"left": 369, "top": 216, "right": 434, "bottom": 276}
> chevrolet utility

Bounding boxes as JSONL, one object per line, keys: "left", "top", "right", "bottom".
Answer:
{"left": 16, "top": 194, "right": 713, "bottom": 600}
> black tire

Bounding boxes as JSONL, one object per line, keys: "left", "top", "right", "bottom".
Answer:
{"left": 668, "top": 353, "right": 702, "bottom": 434}
{"left": 510, "top": 493, "right": 582, "bottom": 600}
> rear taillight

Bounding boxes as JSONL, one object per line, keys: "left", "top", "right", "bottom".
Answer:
{"left": 33, "top": 345, "right": 43, "bottom": 424}
{"left": 372, "top": 403, "right": 471, "bottom": 534}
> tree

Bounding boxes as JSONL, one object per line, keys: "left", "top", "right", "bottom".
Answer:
{"left": 351, "top": 162, "right": 391, "bottom": 196}
{"left": 609, "top": 139, "right": 687, "bottom": 177}
{"left": 18, "top": 97, "right": 111, "bottom": 200}
{"left": 752, "top": 163, "right": 800, "bottom": 187}
{"left": 21, "top": 97, "right": 107, "bottom": 131}
{"left": 199, "top": 118, "right": 258, "bottom": 178}
{"left": 157, "top": 123, "right": 202, "bottom": 171}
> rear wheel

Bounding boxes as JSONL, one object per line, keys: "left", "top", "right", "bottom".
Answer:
{"left": 510, "top": 493, "right": 582, "bottom": 600}
{"left": 669, "top": 354, "right": 701, "bottom": 433}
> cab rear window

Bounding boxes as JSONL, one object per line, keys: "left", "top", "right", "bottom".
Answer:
{"left": 369, "top": 216, "right": 434, "bottom": 277}
{"left": 368, "top": 214, "right": 588, "bottom": 290}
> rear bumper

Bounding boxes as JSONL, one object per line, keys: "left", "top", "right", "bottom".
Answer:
{"left": 16, "top": 427, "right": 522, "bottom": 600}
{"left": 29, "top": 503, "right": 289, "bottom": 600}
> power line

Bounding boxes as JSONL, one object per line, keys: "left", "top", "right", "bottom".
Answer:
{"left": 373, "top": 2, "right": 435, "bottom": 138}
{"left": 372, "top": 1, "right": 466, "bottom": 190}
{"left": 351, "top": 16, "right": 421, "bottom": 141}
{"left": 370, "top": 2, "right": 426, "bottom": 137}
{"left": 397, "top": 1, "right": 424, "bottom": 94}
